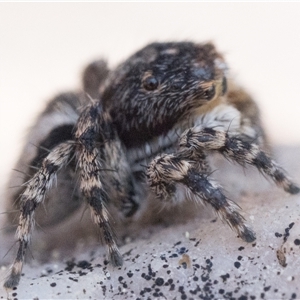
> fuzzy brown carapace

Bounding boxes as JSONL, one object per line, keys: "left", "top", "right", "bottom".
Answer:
{"left": 4, "top": 41, "right": 299, "bottom": 288}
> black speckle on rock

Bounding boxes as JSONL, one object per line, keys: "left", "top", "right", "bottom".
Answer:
{"left": 275, "top": 232, "right": 283, "bottom": 238}
{"left": 50, "top": 282, "right": 56, "bottom": 287}
{"left": 205, "top": 258, "right": 213, "bottom": 271}
{"left": 238, "top": 246, "right": 245, "bottom": 251}
{"left": 177, "top": 247, "right": 187, "bottom": 254}
{"left": 153, "top": 291, "right": 162, "bottom": 298}
{"left": 169, "top": 253, "right": 178, "bottom": 258}
{"left": 147, "top": 264, "right": 156, "bottom": 277}
{"left": 237, "top": 255, "right": 243, "bottom": 260}
{"left": 193, "top": 276, "right": 199, "bottom": 281}
{"left": 189, "top": 285, "right": 201, "bottom": 295}
{"left": 65, "top": 260, "right": 76, "bottom": 271}
{"left": 283, "top": 222, "right": 295, "bottom": 242}
{"left": 155, "top": 277, "right": 164, "bottom": 286}
{"left": 234, "top": 261, "right": 241, "bottom": 269}
{"left": 178, "top": 285, "right": 187, "bottom": 299}
{"left": 141, "top": 273, "right": 151, "bottom": 281}
{"left": 289, "top": 222, "right": 295, "bottom": 229}
{"left": 160, "top": 254, "right": 167, "bottom": 262}
{"left": 194, "top": 240, "right": 200, "bottom": 247}
{"left": 77, "top": 260, "right": 91, "bottom": 269}
{"left": 68, "top": 277, "right": 78, "bottom": 282}
{"left": 127, "top": 271, "right": 133, "bottom": 278}
{"left": 226, "top": 291, "right": 233, "bottom": 297}
{"left": 100, "top": 284, "right": 106, "bottom": 296}
{"left": 294, "top": 239, "right": 300, "bottom": 245}
{"left": 182, "top": 262, "right": 187, "bottom": 269}
{"left": 291, "top": 293, "right": 297, "bottom": 299}
{"left": 220, "top": 273, "right": 230, "bottom": 282}
{"left": 118, "top": 276, "right": 123, "bottom": 282}
{"left": 219, "top": 289, "right": 225, "bottom": 294}
{"left": 264, "top": 286, "right": 271, "bottom": 292}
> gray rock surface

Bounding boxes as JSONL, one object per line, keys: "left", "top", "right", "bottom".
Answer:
{"left": 1, "top": 146, "right": 300, "bottom": 299}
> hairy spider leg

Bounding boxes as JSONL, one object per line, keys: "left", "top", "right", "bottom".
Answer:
{"left": 4, "top": 142, "right": 75, "bottom": 289}
{"left": 147, "top": 153, "right": 256, "bottom": 243}
{"left": 74, "top": 102, "right": 123, "bottom": 267}
{"left": 180, "top": 127, "right": 300, "bottom": 194}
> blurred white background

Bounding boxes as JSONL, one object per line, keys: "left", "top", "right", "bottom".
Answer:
{"left": 0, "top": 2, "right": 300, "bottom": 195}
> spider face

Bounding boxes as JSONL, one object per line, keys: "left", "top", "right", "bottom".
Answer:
{"left": 102, "top": 42, "right": 228, "bottom": 147}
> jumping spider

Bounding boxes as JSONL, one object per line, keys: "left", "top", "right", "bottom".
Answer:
{"left": 4, "top": 41, "right": 299, "bottom": 288}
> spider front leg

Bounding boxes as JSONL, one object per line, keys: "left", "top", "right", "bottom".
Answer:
{"left": 4, "top": 142, "right": 75, "bottom": 289}
{"left": 75, "top": 102, "right": 122, "bottom": 266}
{"left": 147, "top": 152, "right": 256, "bottom": 243}
{"left": 179, "top": 126, "right": 300, "bottom": 194}
{"left": 74, "top": 101, "right": 137, "bottom": 267}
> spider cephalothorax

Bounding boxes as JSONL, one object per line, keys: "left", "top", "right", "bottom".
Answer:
{"left": 4, "top": 41, "right": 299, "bottom": 289}
{"left": 102, "top": 42, "right": 227, "bottom": 147}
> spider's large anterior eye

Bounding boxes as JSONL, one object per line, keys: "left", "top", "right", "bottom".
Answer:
{"left": 143, "top": 76, "right": 159, "bottom": 91}
{"left": 203, "top": 84, "right": 216, "bottom": 100}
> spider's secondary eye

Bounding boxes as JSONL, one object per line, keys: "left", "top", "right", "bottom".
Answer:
{"left": 203, "top": 84, "right": 216, "bottom": 100}
{"left": 143, "top": 76, "right": 159, "bottom": 91}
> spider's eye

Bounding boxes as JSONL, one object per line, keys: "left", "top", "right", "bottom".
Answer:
{"left": 203, "top": 84, "right": 216, "bottom": 100}
{"left": 143, "top": 76, "right": 159, "bottom": 91}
